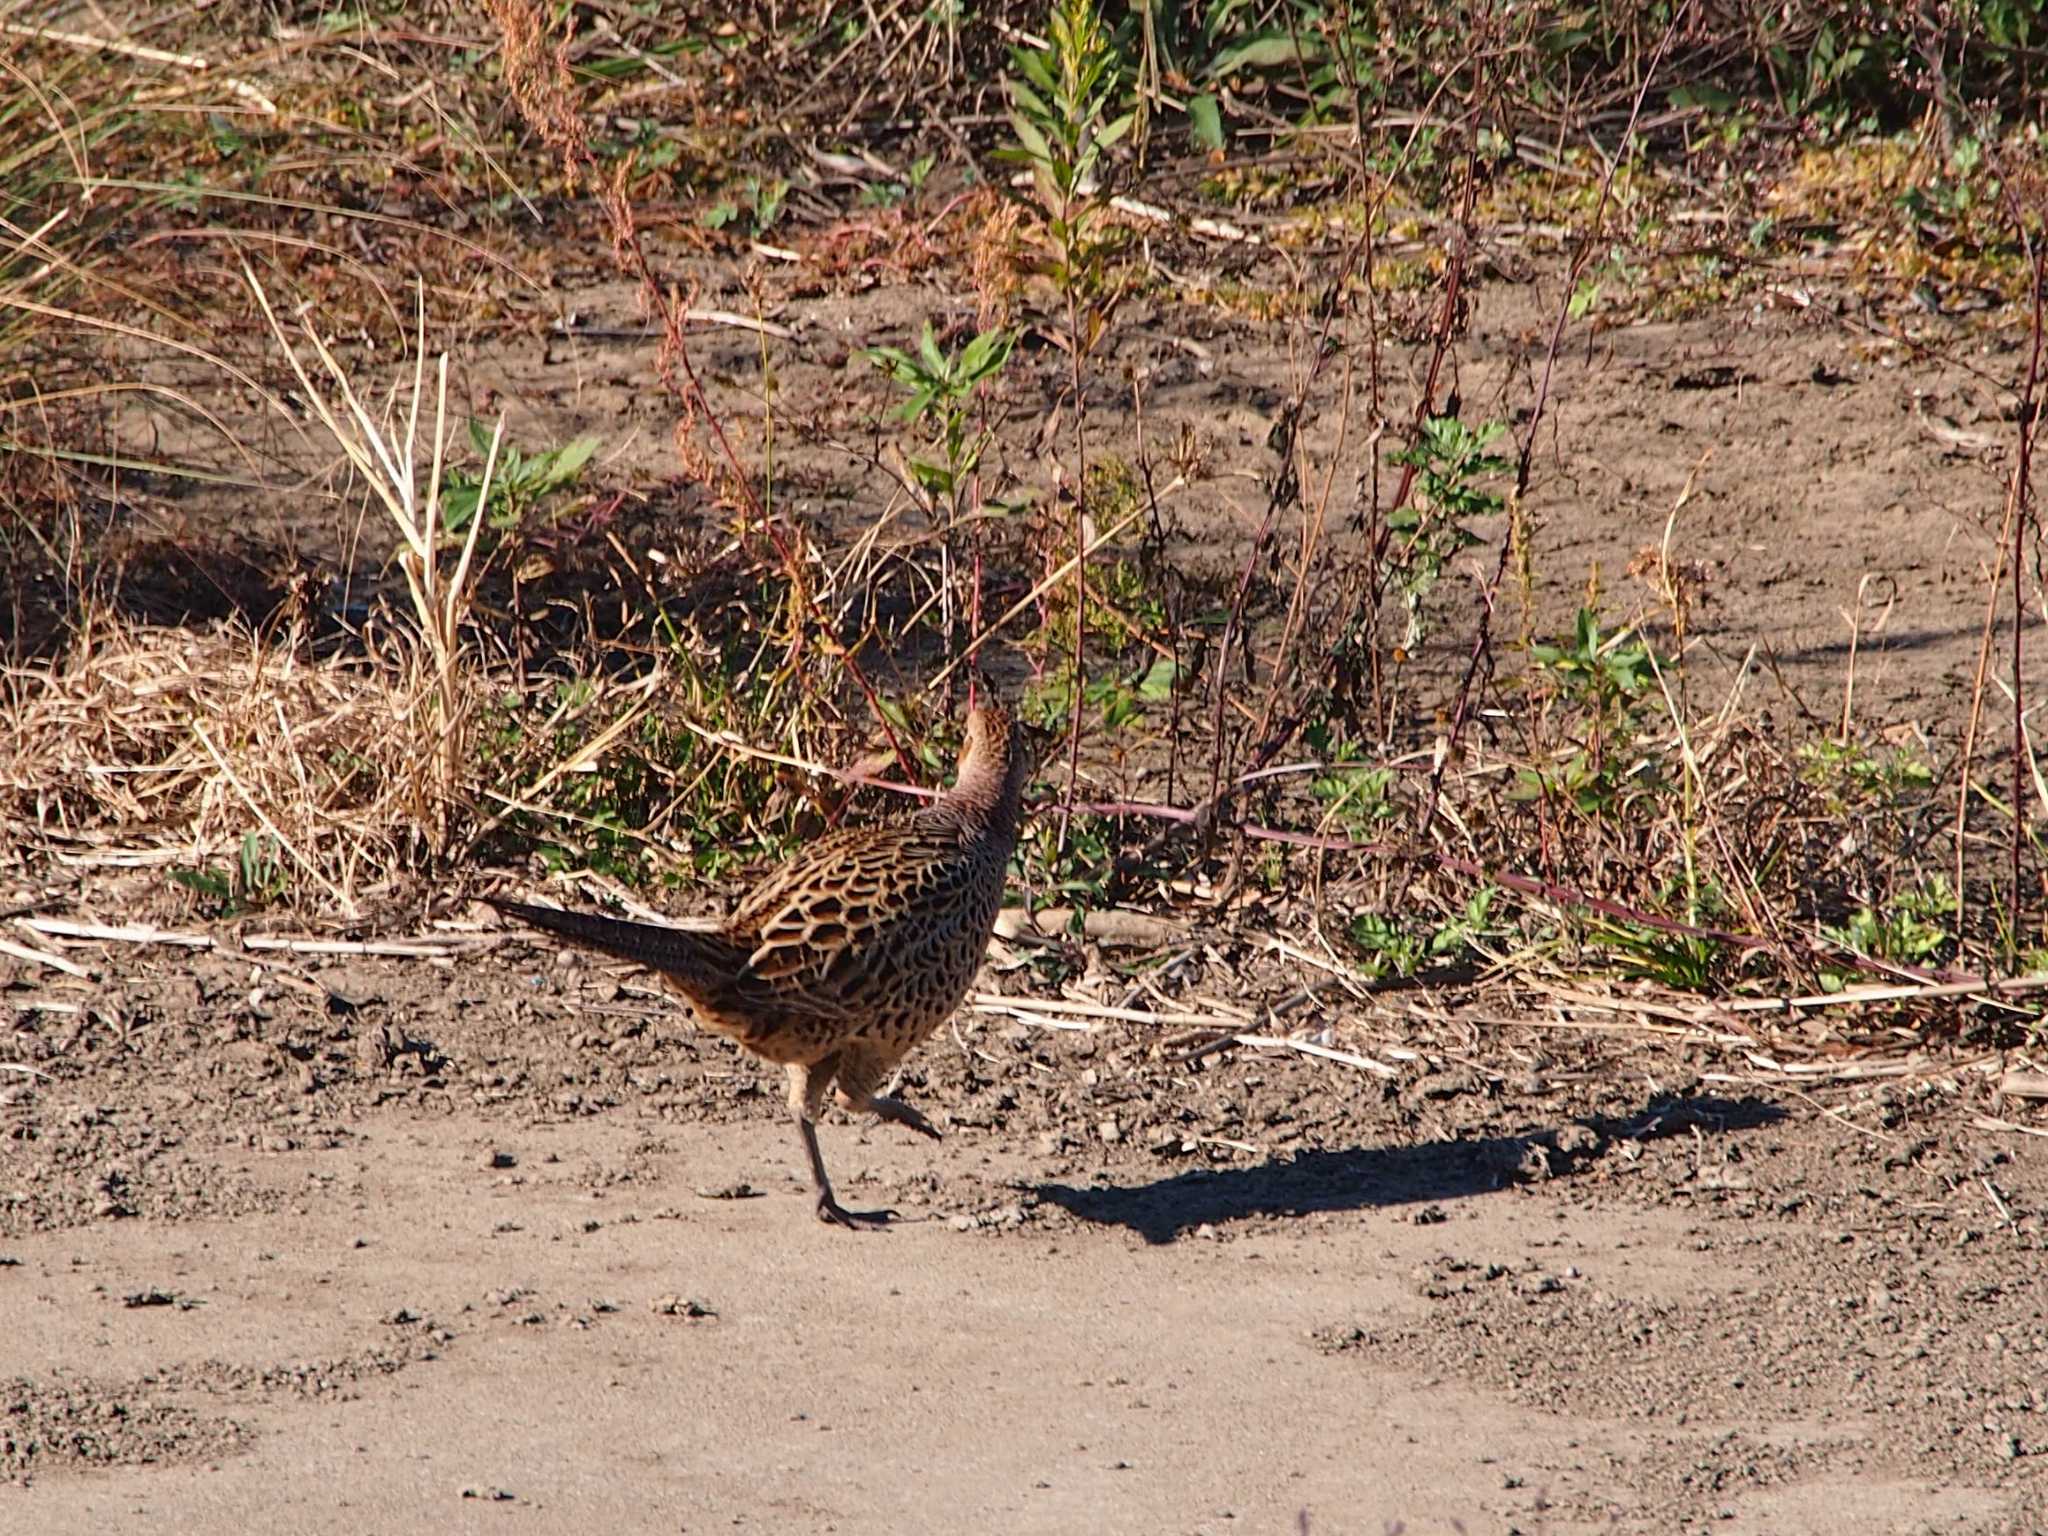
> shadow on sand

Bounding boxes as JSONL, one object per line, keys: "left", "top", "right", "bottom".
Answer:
{"left": 1037, "top": 1093, "right": 1786, "bottom": 1245}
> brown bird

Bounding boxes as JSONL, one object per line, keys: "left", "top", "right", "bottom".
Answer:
{"left": 487, "top": 700, "right": 1028, "bottom": 1229}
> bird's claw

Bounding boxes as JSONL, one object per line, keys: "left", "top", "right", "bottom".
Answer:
{"left": 872, "top": 1097, "right": 943, "bottom": 1141}
{"left": 816, "top": 1196, "right": 896, "bottom": 1230}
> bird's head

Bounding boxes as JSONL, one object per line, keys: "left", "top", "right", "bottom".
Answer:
{"left": 956, "top": 695, "right": 1034, "bottom": 812}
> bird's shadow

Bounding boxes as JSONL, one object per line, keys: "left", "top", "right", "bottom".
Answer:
{"left": 1036, "top": 1093, "right": 1786, "bottom": 1245}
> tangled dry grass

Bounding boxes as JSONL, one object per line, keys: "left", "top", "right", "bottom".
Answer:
{"left": 2, "top": 618, "right": 440, "bottom": 915}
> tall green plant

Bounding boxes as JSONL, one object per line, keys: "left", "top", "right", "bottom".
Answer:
{"left": 1001, "top": 0, "right": 1135, "bottom": 351}
{"left": 1000, "top": 0, "right": 1135, "bottom": 841}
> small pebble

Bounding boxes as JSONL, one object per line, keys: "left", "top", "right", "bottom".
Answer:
{"left": 650, "top": 1294, "right": 716, "bottom": 1319}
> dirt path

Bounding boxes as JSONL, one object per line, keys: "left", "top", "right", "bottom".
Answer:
{"left": 6, "top": 1065, "right": 2044, "bottom": 1534}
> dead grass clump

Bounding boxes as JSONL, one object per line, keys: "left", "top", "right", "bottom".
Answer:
{"left": 0, "top": 618, "right": 459, "bottom": 916}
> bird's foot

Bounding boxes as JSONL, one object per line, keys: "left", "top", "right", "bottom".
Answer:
{"left": 869, "top": 1095, "right": 943, "bottom": 1142}
{"left": 815, "top": 1194, "right": 897, "bottom": 1230}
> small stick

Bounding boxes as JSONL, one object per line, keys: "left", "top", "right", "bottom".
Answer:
{"left": 1972, "top": 1115, "right": 2048, "bottom": 1141}
{"left": 1232, "top": 1034, "right": 1398, "bottom": 1078}
{"left": 967, "top": 994, "right": 1240, "bottom": 1029}
{"left": 1190, "top": 1134, "right": 1265, "bottom": 1156}
{"left": 20, "top": 918, "right": 213, "bottom": 949}
{"left": 1163, "top": 1031, "right": 1243, "bottom": 1065}
{"left": 0, "top": 20, "right": 208, "bottom": 68}
{"left": 1728, "top": 974, "right": 2048, "bottom": 1012}
{"left": 1981, "top": 1176, "right": 2021, "bottom": 1237}
{"left": 976, "top": 1007, "right": 1097, "bottom": 1033}
{"left": 0, "top": 934, "right": 92, "bottom": 978}
{"left": 1780, "top": 1086, "right": 1896, "bottom": 1144}
{"left": 241, "top": 936, "right": 480, "bottom": 959}
{"left": 1739, "top": 1050, "right": 1999, "bottom": 1082}
{"left": 553, "top": 310, "right": 798, "bottom": 341}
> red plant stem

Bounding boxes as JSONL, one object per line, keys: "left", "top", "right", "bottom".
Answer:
{"left": 2003, "top": 179, "right": 2046, "bottom": 942}
{"left": 1407, "top": 1, "right": 1695, "bottom": 878}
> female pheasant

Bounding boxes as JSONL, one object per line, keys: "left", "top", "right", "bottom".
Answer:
{"left": 488, "top": 702, "right": 1027, "bottom": 1229}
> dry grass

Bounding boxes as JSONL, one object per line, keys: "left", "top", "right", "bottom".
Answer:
{"left": 2, "top": 618, "right": 445, "bottom": 915}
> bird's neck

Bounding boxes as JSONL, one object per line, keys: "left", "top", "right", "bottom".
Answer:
{"left": 936, "top": 743, "right": 1024, "bottom": 835}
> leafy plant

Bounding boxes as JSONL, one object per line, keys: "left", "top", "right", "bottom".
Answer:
{"left": 1599, "top": 924, "right": 1725, "bottom": 992}
{"left": 1822, "top": 876, "right": 1955, "bottom": 983}
{"left": 1530, "top": 605, "right": 1664, "bottom": 710}
{"left": 1025, "top": 653, "right": 1177, "bottom": 732}
{"left": 1000, "top": 0, "right": 1135, "bottom": 339}
{"left": 1311, "top": 750, "right": 1398, "bottom": 837}
{"left": 858, "top": 153, "right": 937, "bottom": 208}
{"left": 1799, "top": 738, "right": 1936, "bottom": 812}
{"left": 1385, "top": 416, "right": 1508, "bottom": 647}
{"left": 1515, "top": 607, "right": 1670, "bottom": 817}
{"left": 171, "top": 832, "right": 288, "bottom": 915}
{"left": 1348, "top": 886, "right": 1498, "bottom": 980}
{"left": 865, "top": 322, "right": 1015, "bottom": 515}
{"left": 702, "top": 175, "right": 789, "bottom": 237}
{"left": 441, "top": 421, "right": 598, "bottom": 537}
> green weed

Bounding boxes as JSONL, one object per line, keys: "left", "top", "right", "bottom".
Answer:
{"left": 1025, "top": 653, "right": 1178, "bottom": 733}
{"left": 1348, "top": 886, "right": 1498, "bottom": 980}
{"left": 1310, "top": 749, "right": 1398, "bottom": 838}
{"left": 1822, "top": 876, "right": 1955, "bottom": 985}
{"left": 865, "top": 321, "right": 1015, "bottom": 517}
{"left": 171, "top": 832, "right": 288, "bottom": 915}
{"left": 703, "top": 175, "right": 789, "bottom": 238}
{"left": 1386, "top": 416, "right": 1509, "bottom": 648}
{"left": 441, "top": 422, "right": 600, "bottom": 538}
{"left": 1515, "top": 606, "right": 1670, "bottom": 818}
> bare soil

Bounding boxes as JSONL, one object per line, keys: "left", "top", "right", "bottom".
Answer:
{"left": 6, "top": 886, "right": 2048, "bottom": 1533}
{"left": 9, "top": 258, "right": 2048, "bottom": 1533}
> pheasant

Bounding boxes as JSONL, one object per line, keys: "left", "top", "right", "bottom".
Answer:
{"left": 487, "top": 701, "right": 1027, "bottom": 1228}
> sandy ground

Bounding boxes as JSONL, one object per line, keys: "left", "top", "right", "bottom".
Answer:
{"left": 6, "top": 918, "right": 2048, "bottom": 1534}
{"left": 6, "top": 1107, "right": 2042, "bottom": 1536}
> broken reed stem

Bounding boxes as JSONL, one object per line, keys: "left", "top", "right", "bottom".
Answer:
{"left": 1950, "top": 106, "right": 2048, "bottom": 951}
{"left": 244, "top": 267, "right": 499, "bottom": 858}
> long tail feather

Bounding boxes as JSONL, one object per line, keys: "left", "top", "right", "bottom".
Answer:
{"left": 485, "top": 896, "right": 744, "bottom": 985}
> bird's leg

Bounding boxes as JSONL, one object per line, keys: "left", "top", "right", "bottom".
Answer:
{"left": 785, "top": 1059, "right": 894, "bottom": 1230}
{"left": 835, "top": 1087, "right": 942, "bottom": 1141}
{"left": 831, "top": 1047, "right": 943, "bottom": 1141}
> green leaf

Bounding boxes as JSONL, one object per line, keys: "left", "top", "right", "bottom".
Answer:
{"left": 1008, "top": 113, "right": 1052, "bottom": 167}
{"left": 958, "top": 328, "right": 1014, "bottom": 383}
{"left": 1669, "top": 83, "right": 1737, "bottom": 112}
{"left": 171, "top": 866, "right": 234, "bottom": 904}
{"left": 1188, "top": 93, "right": 1224, "bottom": 151}
{"left": 441, "top": 484, "right": 481, "bottom": 536}
{"left": 916, "top": 321, "right": 947, "bottom": 377}
{"left": 1207, "top": 34, "right": 1318, "bottom": 77}
{"left": 544, "top": 435, "right": 600, "bottom": 483}
{"left": 1135, "top": 655, "right": 1179, "bottom": 701}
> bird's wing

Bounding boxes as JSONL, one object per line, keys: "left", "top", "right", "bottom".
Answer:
{"left": 732, "top": 823, "right": 968, "bottom": 986}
